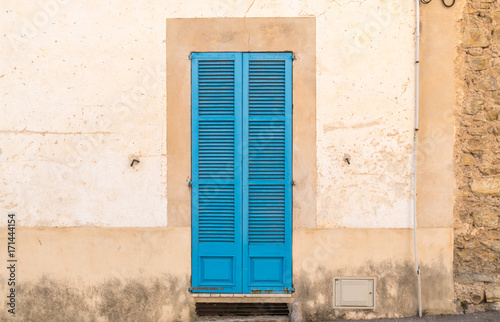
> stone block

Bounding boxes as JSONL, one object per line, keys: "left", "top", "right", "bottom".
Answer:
{"left": 465, "top": 98, "right": 484, "bottom": 114}
{"left": 456, "top": 282, "right": 488, "bottom": 307}
{"left": 486, "top": 285, "right": 500, "bottom": 302}
{"left": 494, "top": 92, "right": 500, "bottom": 104}
{"left": 489, "top": 69, "right": 500, "bottom": 89}
{"left": 490, "top": 68, "right": 500, "bottom": 79}
{"left": 467, "top": 138, "right": 485, "bottom": 155}
{"left": 464, "top": 28, "right": 489, "bottom": 48}
{"left": 472, "top": 209, "right": 499, "bottom": 228}
{"left": 479, "top": 229, "right": 500, "bottom": 241}
{"left": 487, "top": 110, "right": 499, "bottom": 121}
{"left": 480, "top": 167, "right": 500, "bottom": 176}
{"left": 468, "top": 127, "right": 488, "bottom": 136}
{"left": 476, "top": 73, "right": 498, "bottom": 91}
{"left": 493, "top": 10, "right": 500, "bottom": 24}
{"left": 462, "top": 154, "right": 476, "bottom": 166}
{"left": 465, "top": 304, "right": 486, "bottom": 314}
{"left": 469, "top": 48, "right": 483, "bottom": 56}
{"left": 488, "top": 125, "right": 500, "bottom": 135}
{"left": 470, "top": 56, "right": 490, "bottom": 70}
{"left": 456, "top": 272, "right": 496, "bottom": 284}
{"left": 471, "top": 176, "right": 500, "bottom": 194}
{"left": 488, "top": 240, "right": 500, "bottom": 253}
{"left": 493, "top": 27, "right": 500, "bottom": 43}
{"left": 479, "top": 3, "right": 493, "bottom": 10}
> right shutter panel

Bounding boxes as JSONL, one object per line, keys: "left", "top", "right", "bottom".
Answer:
{"left": 243, "top": 53, "right": 293, "bottom": 293}
{"left": 191, "top": 53, "right": 242, "bottom": 293}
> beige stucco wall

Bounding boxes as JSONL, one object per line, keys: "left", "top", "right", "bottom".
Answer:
{"left": 0, "top": 0, "right": 458, "bottom": 321}
{"left": 418, "top": 0, "right": 458, "bottom": 230}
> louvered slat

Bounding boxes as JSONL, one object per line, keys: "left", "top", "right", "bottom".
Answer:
{"left": 248, "top": 120, "right": 285, "bottom": 180}
{"left": 246, "top": 57, "right": 289, "bottom": 244}
{"left": 249, "top": 184, "right": 285, "bottom": 243}
{"left": 199, "top": 184, "right": 235, "bottom": 242}
{"left": 198, "top": 60, "right": 235, "bottom": 116}
{"left": 199, "top": 120, "right": 235, "bottom": 180}
{"left": 249, "top": 60, "right": 286, "bottom": 116}
{"left": 197, "top": 59, "right": 237, "bottom": 241}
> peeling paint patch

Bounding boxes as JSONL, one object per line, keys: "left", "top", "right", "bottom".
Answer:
{"left": 323, "top": 118, "right": 382, "bottom": 132}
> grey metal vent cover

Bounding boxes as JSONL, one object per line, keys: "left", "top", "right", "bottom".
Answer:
{"left": 333, "top": 277, "right": 376, "bottom": 309}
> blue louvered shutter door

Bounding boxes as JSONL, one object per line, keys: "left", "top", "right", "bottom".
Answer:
{"left": 242, "top": 53, "right": 293, "bottom": 293}
{"left": 191, "top": 53, "right": 243, "bottom": 293}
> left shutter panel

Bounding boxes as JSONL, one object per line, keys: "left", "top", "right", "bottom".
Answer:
{"left": 191, "top": 53, "right": 243, "bottom": 293}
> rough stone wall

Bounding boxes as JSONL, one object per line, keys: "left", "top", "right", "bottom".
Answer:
{"left": 455, "top": 0, "right": 500, "bottom": 313}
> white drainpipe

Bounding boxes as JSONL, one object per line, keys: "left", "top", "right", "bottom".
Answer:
{"left": 414, "top": 0, "right": 422, "bottom": 318}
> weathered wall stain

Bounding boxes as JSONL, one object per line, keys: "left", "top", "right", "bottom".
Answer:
{"left": 15, "top": 277, "right": 96, "bottom": 322}
{"left": 293, "top": 262, "right": 418, "bottom": 321}
{"left": 2, "top": 276, "right": 193, "bottom": 322}
{"left": 419, "top": 264, "right": 455, "bottom": 315}
{"left": 99, "top": 276, "right": 193, "bottom": 321}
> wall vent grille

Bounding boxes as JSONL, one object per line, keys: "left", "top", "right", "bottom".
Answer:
{"left": 196, "top": 302, "right": 289, "bottom": 316}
